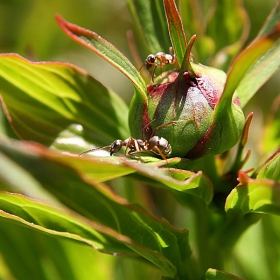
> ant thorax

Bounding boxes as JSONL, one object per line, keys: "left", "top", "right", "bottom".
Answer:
{"left": 144, "top": 48, "right": 177, "bottom": 80}
{"left": 155, "top": 52, "right": 174, "bottom": 66}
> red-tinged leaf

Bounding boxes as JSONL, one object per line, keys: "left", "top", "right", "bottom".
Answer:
{"left": 218, "top": 21, "right": 280, "bottom": 110}
{"left": 0, "top": 192, "right": 131, "bottom": 254}
{"left": 226, "top": 173, "right": 280, "bottom": 216}
{"left": 163, "top": 0, "right": 187, "bottom": 66}
{"left": 0, "top": 138, "right": 192, "bottom": 278}
{"left": 0, "top": 219, "right": 116, "bottom": 280}
{"left": 227, "top": 112, "right": 254, "bottom": 173}
{"left": 0, "top": 54, "right": 129, "bottom": 149}
{"left": 257, "top": 148, "right": 280, "bottom": 182}
{"left": 180, "top": 35, "right": 197, "bottom": 73}
{"left": 196, "top": 22, "right": 280, "bottom": 157}
{"left": 236, "top": 2, "right": 280, "bottom": 107}
{"left": 122, "top": 159, "right": 213, "bottom": 205}
{"left": 55, "top": 14, "right": 147, "bottom": 101}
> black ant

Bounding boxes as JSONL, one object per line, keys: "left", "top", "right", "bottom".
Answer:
{"left": 141, "top": 47, "right": 177, "bottom": 80}
{"left": 79, "top": 121, "right": 177, "bottom": 160}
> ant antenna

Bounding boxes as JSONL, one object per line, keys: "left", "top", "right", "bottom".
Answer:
{"left": 79, "top": 145, "right": 111, "bottom": 157}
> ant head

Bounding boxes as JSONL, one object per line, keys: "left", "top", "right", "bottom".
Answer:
{"left": 145, "top": 54, "right": 156, "bottom": 70}
{"left": 109, "top": 140, "right": 123, "bottom": 155}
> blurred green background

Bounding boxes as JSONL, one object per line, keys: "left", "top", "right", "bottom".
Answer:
{"left": 0, "top": 0, "right": 279, "bottom": 107}
{"left": 0, "top": 1, "right": 279, "bottom": 279}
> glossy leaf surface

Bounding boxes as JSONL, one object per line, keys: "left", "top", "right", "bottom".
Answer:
{"left": 0, "top": 54, "right": 129, "bottom": 149}
{"left": 0, "top": 192, "right": 130, "bottom": 253}
{"left": 55, "top": 15, "right": 147, "bottom": 101}
{"left": 236, "top": 2, "right": 280, "bottom": 107}
{"left": 199, "top": 21, "right": 280, "bottom": 156}
{"left": 0, "top": 217, "right": 115, "bottom": 280}
{"left": 257, "top": 149, "right": 280, "bottom": 182}
{"left": 0, "top": 139, "right": 191, "bottom": 278}
{"left": 218, "top": 22, "right": 280, "bottom": 110}
{"left": 123, "top": 159, "right": 213, "bottom": 205}
{"left": 163, "top": 0, "right": 187, "bottom": 66}
{"left": 226, "top": 172, "right": 280, "bottom": 216}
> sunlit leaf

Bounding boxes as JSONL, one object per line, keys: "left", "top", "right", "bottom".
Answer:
{"left": 0, "top": 138, "right": 191, "bottom": 278}
{"left": 197, "top": 22, "right": 280, "bottom": 157}
{"left": 55, "top": 15, "right": 147, "bottom": 100}
{"left": 226, "top": 172, "right": 280, "bottom": 216}
{"left": 0, "top": 214, "right": 116, "bottom": 280}
{"left": 0, "top": 54, "right": 129, "bottom": 149}
{"left": 0, "top": 192, "right": 130, "bottom": 254}
{"left": 163, "top": 0, "right": 187, "bottom": 65}
{"left": 218, "top": 22, "right": 280, "bottom": 110}
{"left": 257, "top": 149, "right": 280, "bottom": 182}
{"left": 123, "top": 159, "right": 213, "bottom": 204}
{"left": 236, "top": 2, "right": 280, "bottom": 107}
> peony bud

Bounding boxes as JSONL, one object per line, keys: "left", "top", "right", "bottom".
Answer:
{"left": 129, "top": 52, "right": 245, "bottom": 159}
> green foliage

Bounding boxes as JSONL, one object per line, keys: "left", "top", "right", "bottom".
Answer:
{"left": 0, "top": 0, "right": 280, "bottom": 279}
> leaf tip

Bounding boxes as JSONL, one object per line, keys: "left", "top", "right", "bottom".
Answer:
{"left": 237, "top": 171, "right": 250, "bottom": 185}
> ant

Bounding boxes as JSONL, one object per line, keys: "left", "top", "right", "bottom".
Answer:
{"left": 79, "top": 121, "right": 177, "bottom": 160}
{"left": 141, "top": 47, "right": 177, "bottom": 81}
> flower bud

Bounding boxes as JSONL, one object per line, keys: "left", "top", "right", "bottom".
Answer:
{"left": 129, "top": 62, "right": 245, "bottom": 159}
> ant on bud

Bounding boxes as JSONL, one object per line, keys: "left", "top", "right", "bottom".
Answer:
{"left": 79, "top": 121, "right": 178, "bottom": 160}
{"left": 141, "top": 47, "right": 177, "bottom": 81}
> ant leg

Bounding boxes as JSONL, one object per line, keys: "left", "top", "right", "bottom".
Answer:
{"left": 151, "top": 120, "right": 189, "bottom": 137}
{"left": 152, "top": 146, "right": 167, "bottom": 161}
{"left": 125, "top": 138, "right": 142, "bottom": 155}
{"left": 124, "top": 137, "right": 133, "bottom": 155}
{"left": 151, "top": 121, "right": 178, "bottom": 137}
{"left": 169, "top": 46, "right": 174, "bottom": 56}
{"left": 141, "top": 119, "right": 156, "bottom": 140}
{"left": 151, "top": 65, "right": 157, "bottom": 82}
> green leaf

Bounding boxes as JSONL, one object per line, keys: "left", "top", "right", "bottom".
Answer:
{"left": 126, "top": 0, "right": 170, "bottom": 53}
{"left": 0, "top": 217, "right": 115, "bottom": 280}
{"left": 198, "top": 21, "right": 280, "bottom": 156}
{"left": 218, "top": 22, "right": 280, "bottom": 110}
{"left": 236, "top": 2, "right": 280, "bottom": 107}
{"left": 204, "top": 268, "right": 244, "bottom": 280}
{"left": 225, "top": 172, "right": 280, "bottom": 216}
{"left": 55, "top": 14, "right": 147, "bottom": 101}
{"left": 0, "top": 54, "right": 129, "bottom": 149}
{"left": 163, "top": 0, "right": 187, "bottom": 66}
{"left": 257, "top": 149, "right": 280, "bottom": 182}
{"left": 123, "top": 159, "right": 213, "bottom": 204}
{"left": 0, "top": 192, "right": 130, "bottom": 254}
{"left": 0, "top": 139, "right": 192, "bottom": 278}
